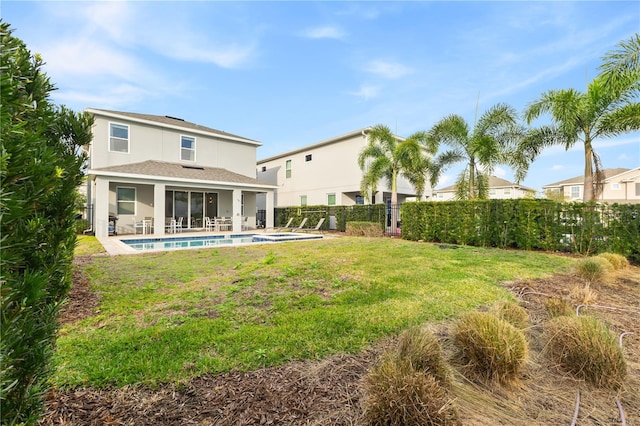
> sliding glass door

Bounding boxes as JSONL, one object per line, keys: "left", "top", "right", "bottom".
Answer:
{"left": 165, "top": 190, "right": 211, "bottom": 229}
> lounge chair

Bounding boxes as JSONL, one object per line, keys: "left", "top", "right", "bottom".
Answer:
{"left": 291, "top": 217, "right": 308, "bottom": 231}
{"left": 301, "top": 217, "right": 325, "bottom": 233}
{"left": 275, "top": 217, "right": 294, "bottom": 231}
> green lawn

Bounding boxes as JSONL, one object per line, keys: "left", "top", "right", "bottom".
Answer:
{"left": 56, "top": 237, "right": 575, "bottom": 388}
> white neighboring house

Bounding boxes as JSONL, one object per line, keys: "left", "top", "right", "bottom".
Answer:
{"left": 432, "top": 176, "right": 535, "bottom": 201}
{"left": 256, "top": 128, "right": 432, "bottom": 210}
{"left": 85, "top": 109, "right": 276, "bottom": 237}
{"left": 543, "top": 167, "right": 640, "bottom": 203}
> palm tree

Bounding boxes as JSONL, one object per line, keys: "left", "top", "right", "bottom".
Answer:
{"left": 523, "top": 38, "right": 640, "bottom": 201}
{"left": 428, "top": 103, "right": 525, "bottom": 200}
{"left": 358, "top": 124, "right": 438, "bottom": 205}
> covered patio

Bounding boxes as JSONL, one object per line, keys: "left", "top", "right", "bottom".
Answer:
{"left": 87, "top": 161, "right": 276, "bottom": 238}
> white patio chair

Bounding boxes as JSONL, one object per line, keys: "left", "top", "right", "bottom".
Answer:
{"left": 133, "top": 218, "right": 146, "bottom": 234}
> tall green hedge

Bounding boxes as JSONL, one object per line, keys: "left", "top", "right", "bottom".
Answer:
{"left": 1, "top": 22, "right": 93, "bottom": 425}
{"left": 401, "top": 200, "right": 640, "bottom": 261}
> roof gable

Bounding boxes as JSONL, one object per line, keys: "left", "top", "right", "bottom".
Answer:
{"left": 543, "top": 168, "right": 631, "bottom": 188}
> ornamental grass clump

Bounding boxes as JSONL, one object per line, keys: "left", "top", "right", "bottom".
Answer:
{"left": 491, "top": 300, "right": 529, "bottom": 330}
{"left": 396, "top": 326, "right": 451, "bottom": 385}
{"left": 596, "top": 252, "right": 629, "bottom": 270}
{"left": 452, "top": 312, "right": 528, "bottom": 384}
{"left": 363, "top": 354, "right": 459, "bottom": 426}
{"left": 545, "top": 315, "right": 627, "bottom": 389}
{"left": 544, "top": 297, "right": 573, "bottom": 318}
{"left": 575, "top": 257, "right": 613, "bottom": 284}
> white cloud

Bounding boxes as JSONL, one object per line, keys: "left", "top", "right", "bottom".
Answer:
{"left": 349, "top": 85, "right": 380, "bottom": 100}
{"left": 365, "top": 60, "right": 413, "bottom": 79}
{"left": 302, "top": 26, "right": 346, "bottom": 40}
{"left": 493, "top": 167, "right": 507, "bottom": 178}
{"left": 551, "top": 165, "right": 565, "bottom": 171}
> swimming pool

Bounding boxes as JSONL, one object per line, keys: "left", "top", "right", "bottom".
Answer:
{"left": 122, "top": 233, "right": 323, "bottom": 251}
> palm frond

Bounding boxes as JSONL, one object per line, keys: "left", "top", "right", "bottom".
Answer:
{"left": 598, "top": 34, "right": 640, "bottom": 96}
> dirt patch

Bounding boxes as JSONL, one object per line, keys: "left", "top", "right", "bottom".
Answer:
{"left": 58, "top": 256, "right": 100, "bottom": 324}
{"left": 45, "top": 261, "right": 640, "bottom": 425}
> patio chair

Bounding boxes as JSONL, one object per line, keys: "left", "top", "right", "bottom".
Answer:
{"left": 133, "top": 218, "right": 146, "bottom": 234}
{"left": 301, "top": 217, "right": 325, "bottom": 233}
{"left": 291, "top": 217, "right": 308, "bottom": 232}
{"left": 275, "top": 217, "right": 294, "bottom": 231}
{"left": 175, "top": 217, "right": 184, "bottom": 232}
{"left": 204, "top": 217, "right": 214, "bottom": 232}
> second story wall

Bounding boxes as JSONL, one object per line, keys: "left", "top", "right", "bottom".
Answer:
{"left": 257, "top": 130, "right": 420, "bottom": 207}
{"left": 88, "top": 110, "right": 259, "bottom": 178}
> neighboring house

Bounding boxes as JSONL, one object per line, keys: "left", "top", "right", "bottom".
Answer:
{"left": 256, "top": 128, "right": 431, "bottom": 210}
{"left": 85, "top": 109, "right": 276, "bottom": 237}
{"left": 543, "top": 167, "right": 640, "bottom": 203}
{"left": 432, "top": 176, "right": 535, "bottom": 201}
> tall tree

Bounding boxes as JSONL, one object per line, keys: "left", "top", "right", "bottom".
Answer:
{"left": 428, "top": 103, "right": 525, "bottom": 200}
{"left": 1, "top": 21, "right": 92, "bottom": 424}
{"left": 523, "top": 36, "right": 640, "bottom": 202}
{"left": 358, "top": 124, "right": 438, "bottom": 205}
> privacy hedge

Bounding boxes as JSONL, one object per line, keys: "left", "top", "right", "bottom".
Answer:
{"left": 275, "top": 205, "right": 329, "bottom": 230}
{"left": 401, "top": 200, "right": 640, "bottom": 261}
{"left": 1, "top": 23, "right": 92, "bottom": 425}
{"left": 274, "top": 204, "right": 388, "bottom": 232}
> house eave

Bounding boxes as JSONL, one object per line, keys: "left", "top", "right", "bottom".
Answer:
{"left": 88, "top": 169, "right": 278, "bottom": 190}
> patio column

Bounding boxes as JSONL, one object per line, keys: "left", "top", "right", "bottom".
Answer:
{"left": 94, "top": 176, "right": 110, "bottom": 238}
{"left": 232, "top": 189, "right": 242, "bottom": 232}
{"left": 265, "top": 190, "right": 274, "bottom": 229}
{"left": 153, "top": 183, "right": 165, "bottom": 236}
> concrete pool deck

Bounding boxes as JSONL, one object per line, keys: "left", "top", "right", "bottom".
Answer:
{"left": 97, "top": 229, "right": 329, "bottom": 255}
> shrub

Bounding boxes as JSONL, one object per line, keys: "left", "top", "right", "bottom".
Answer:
{"left": 452, "top": 312, "right": 528, "bottom": 383}
{"left": 596, "top": 252, "right": 629, "bottom": 270}
{"left": 491, "top": 300, "right": 529, "bottom": 330}
{"left": 574, "top": 256, "right": 613, "bottom": 284}
{"left": 396, "top": 326, "right": 450, "bottom": 386}
{"left": 544, "top": 298, "right": 573, "bottom": 318}
{"left": 545, "top": 315, "right": 626, "bottom": 389}
{"left": 363, "top": 354, "right": 459, "bottom": 426}
{"left": 345, "top": 221, "right": 383, "bottom": 237}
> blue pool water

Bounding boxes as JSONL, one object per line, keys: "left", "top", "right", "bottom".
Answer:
{"left": 122, "top": 233, "right": 322, "bottom": 251}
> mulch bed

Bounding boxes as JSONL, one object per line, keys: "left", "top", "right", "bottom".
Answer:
{"left": 42, "top": 256, "right": 640, "bottom": 425}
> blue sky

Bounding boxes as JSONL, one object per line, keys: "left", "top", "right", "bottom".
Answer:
{"left": 4, "top": 1, "right": 639, "bottom": 193}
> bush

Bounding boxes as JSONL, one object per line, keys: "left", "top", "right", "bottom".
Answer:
{"left": 574, "top": 257, "right": 613, "bottom": 284}
{"left": 1, "top": 23, "right": 92, "bottom": 424}
{"left": 491, "top": 300, "right": 529, "bottom": 330}
{"left": 396, "top": 326, "right": 450, "bottom": 386}
{"left": 452, "top": 312, "right": 528, "bottom": 383}
{"left": 596, "top": 252, "right": 629, "bottom": 270}
{"left": 363, "top": 354, "right": 459, "bottom": 426}
{"left": 544, "top": 298, "right": 573, "bottom": 318}
{"left": 545, "top": 315, "right": 626, "bottom": 389}
{"left": 345, "top": 221, "right": 383, "bottom": 237}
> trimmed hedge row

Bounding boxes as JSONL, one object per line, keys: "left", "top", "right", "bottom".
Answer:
{"left": 401, "top": 200, "right": 640, "bottom": 260}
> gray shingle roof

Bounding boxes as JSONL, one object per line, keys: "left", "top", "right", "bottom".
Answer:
{"left": 88, "top": 109, "right": 259, "bottom": 144}
{"left": 543, "top": 168, "right": 630, "bottom": 187}
{"left": 435, "top": 176, "right": 534, "bottom": 192}
{"left": 92, "top": 160, "right": 270, "bottom": 186}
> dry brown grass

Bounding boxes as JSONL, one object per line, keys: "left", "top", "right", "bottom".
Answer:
{"left": 544, "top": 297, "right": 573, "bottom": 318}
{"left": 574, "top": 256, "right": 614, "bottom": 284}
{"left": 545, "top": 315, "right": 627, "bottom": 389}
{"left": 596, "top": 252, "right": 630, "bottom": 271}
{"left": 452, "top": 312, "right": 528, "bottom": 384}
{"left": 491, "top": 300, "right": 529, "bottom": 330}
{"left": 362, "top": 353, "right": 460, "bottom": 426}
{"left": 396, "top": 326, "right": 451, "bottom": 386}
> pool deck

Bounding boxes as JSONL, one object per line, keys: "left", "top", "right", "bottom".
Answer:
{"left": 97, "top": 229, "right": 327, "bottom": 255}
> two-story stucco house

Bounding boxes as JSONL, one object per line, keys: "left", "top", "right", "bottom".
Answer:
{"left": 256, "top": 128, "right": 431, "bottom": 210}
{"left": 543, "top": 167, "right": 640, "bottom": 203}
{"left": 85, "top": 109, "right": 276, "bottom": 237}
{"left": 432, "top": 176, "right": 535, "bottom": 201}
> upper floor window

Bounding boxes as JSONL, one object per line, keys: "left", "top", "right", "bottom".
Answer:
{"left": 571, "top": 186, "right": 580, "bottom": 199}
{"left": 116, "top": 187, "right": 136, "bottom": 215}
{"left": 327, "top": 193, "right": 336, "bottom": 206}
{"left": 109, "top": 123, "right": 129, "bottom": 153}
{"left": 305, "top": 154, "right": 312, "bottom": 162}
{"left": 181, "top": 136, "right": 196, "bottom": 162}
{"left": 300, "top": 195, "right": 307, "bottom": 206}
{"left": 285, "top": 160, "right": 292, "bottom": 178}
